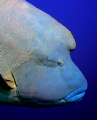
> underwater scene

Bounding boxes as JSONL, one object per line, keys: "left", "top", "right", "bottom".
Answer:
{"left": 0, "top": 0, "right": 97, "bottom": 120}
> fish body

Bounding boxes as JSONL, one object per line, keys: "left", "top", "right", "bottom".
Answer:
{"left": 0, "top": 0, "right": 87, "bottom": 107}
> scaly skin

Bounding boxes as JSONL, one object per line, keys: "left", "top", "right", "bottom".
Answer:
{"left": 0, "top": 0, "right": 87, "bottom": 107}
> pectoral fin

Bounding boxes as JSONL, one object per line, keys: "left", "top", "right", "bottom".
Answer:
{"left": 0, "top": 75, "right": 13, "bottom": 90}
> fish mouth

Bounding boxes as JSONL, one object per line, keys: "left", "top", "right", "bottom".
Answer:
{"left": 56, "top": 91, "right": 85, "bottom": 105}
{"left": 56, "top": 84, "right": 87, "bottom": 105}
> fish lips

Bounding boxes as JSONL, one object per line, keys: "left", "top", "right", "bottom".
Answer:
{"left": 56, "top": 83, "right": 87, "bottom": 105}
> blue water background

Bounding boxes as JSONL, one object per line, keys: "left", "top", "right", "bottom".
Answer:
{"left": 0, "top": 0, "right": 97, "bottom": 120}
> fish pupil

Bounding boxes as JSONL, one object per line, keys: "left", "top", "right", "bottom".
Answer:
{"left": 57, "top": 61, "right": 62, "bottom": 66}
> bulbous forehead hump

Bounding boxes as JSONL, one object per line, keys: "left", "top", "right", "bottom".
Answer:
{"left": 43, "top": 21, "right": 76, "bottom": 51}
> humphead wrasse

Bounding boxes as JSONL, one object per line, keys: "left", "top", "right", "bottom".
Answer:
{"left": 0, "top": 0, "right": 87, "bottom": 107}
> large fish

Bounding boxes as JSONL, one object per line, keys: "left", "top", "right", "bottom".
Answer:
{"left": 0, "top": 0, "right": 87, "bottom": 107}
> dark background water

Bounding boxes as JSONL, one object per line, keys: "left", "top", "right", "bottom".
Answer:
{"left": 0, "top": 0, "right": 97, "bottom": 120}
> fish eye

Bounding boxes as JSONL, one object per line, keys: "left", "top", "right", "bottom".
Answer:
{"left": 57, "top": 59, "right": 64, "bottom": 66}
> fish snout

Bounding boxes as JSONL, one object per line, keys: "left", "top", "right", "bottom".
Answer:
{"left": 57, "top": 84, "right": 87, "bottom": 105}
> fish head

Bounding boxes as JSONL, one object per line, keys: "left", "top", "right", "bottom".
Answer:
{"left": 11, "top": 25, "right": 87, "bottom": 107}
{"left": 0, "top": 0, "right": 87, "bottom": 107}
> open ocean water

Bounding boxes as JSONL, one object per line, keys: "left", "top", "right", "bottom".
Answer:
{"left": 0, "top": 0, "right": 97, "bottom": 120}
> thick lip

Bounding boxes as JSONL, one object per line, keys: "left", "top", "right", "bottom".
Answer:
{"left": 56, "top": 84, "right": 87, "bottom": 104}
{"left": 65, "top": 91, "right": 85, "bottom": 102}
{"left": 65, "top": 83, "right": 87, "bottom": 101}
